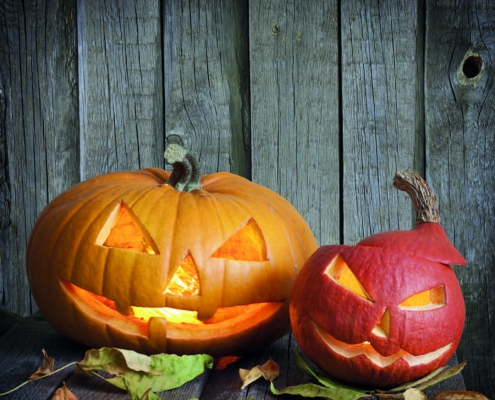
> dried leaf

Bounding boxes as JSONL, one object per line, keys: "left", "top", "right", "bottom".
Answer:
{"left": 240, "top": 358, "right": 280, "bottom": 389}
{"left": 30, "top": 349, "right": 55, "bottom": 379}
{"left": 415, "top": 362, "right": 466, "bottom": 391}
{"left": 51, "top": 382, "right": 78, "bottom": 400}
{"left": 104, "top": 353, "right": 213, "bottom": 400}
{"left": 372, "top": 361, "right": 466, "bottom": 398}
{"left": 270, "top": 381, "right": 367, "bottom": 400}
{"left": 404, "top": 388, "right": 427, "bottom": 400}
{"left": 239, "top": 367, "right": 264, "bottom": 389}
{"left": 260, "top": 359, "right": 280, "bottom": 381}
{"left": 75, "top": 347, "right": 156, "bottom": 376}
{"left": 380, "top": 366, "right": 449, "bottom": 393}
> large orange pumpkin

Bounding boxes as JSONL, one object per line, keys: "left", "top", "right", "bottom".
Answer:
{"left": 26, "top": 144, "right": 317, "bottom": 357}
{"left": 290, "top": 170, "right": 466, "bottom": 387}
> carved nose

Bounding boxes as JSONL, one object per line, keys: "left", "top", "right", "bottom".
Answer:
{"left": 372, "top": 308, "right": 390, "bottom": 338}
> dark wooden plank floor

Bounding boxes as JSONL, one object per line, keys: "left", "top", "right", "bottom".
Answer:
{"left": 0, "top": 309, "right": 466, "bottom": 399}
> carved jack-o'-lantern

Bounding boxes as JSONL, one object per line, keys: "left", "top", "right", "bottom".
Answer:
{"left": 290, "top": 170, "right": 466, "bottom": 387}
{"left": 26, "top": 145, "right": 317, "bottom": 357}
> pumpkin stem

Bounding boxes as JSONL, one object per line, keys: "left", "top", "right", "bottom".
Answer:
{"left": 164, "top": 144, "right": 202, "bottom": 192}
{"left": 393, "top": 169, "right": 441, "bottom": 225}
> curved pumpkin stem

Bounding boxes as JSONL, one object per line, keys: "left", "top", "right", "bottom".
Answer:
{"left": 164, "top": 144, "right": 202, "bottom": 192}
{"left": 393, "top": 169, "right": 441, "bottom": 225}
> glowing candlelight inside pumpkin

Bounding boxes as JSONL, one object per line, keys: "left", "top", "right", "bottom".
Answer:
{"left": 164, "top": 253, "right": 200, "bottom": 296}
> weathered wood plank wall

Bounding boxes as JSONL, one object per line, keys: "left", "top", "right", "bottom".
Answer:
{"left": 0, "top": 0, "right": 493, "bottom": 396}
{"left": 78, "top": 0, "right": 164, "bottom": 178}
{"left": 250, "top": 0, "right": 340, "bottom": 245}
{"left": 0, "top": 0, "right": 80, "bottom": 317}
{"left": 425, "top": 0, "right": 495, "bottom": 392}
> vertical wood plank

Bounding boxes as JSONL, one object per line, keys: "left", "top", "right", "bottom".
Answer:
{"left": 164, "top": 0, "right": 250, "bottom": 176}
{"left": 249, "top": 0, "right": 340, "bottom": 245}
{"left": 0, "top": 0, "right": 79, "bottom": 315}
{"left": 78, "top": 0, "right": 163, "bottom": 179}
{"left": 341, "top": 1, "right": 422, "bottom": 244}
{"left": 425, "top": 0, "right": 495, "bottom": 394}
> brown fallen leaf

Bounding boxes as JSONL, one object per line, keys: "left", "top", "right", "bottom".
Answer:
{"left": 51, "top": 382, "right": 78, "bottom": 400}
{"left": 432, "top": 391, "right": 489, "bottom": 400}
{"left": 239, "top": 358, "right": 280, "bottom": 390}
{"left": 30, "top": 349, "right": 55, "bottom": 379}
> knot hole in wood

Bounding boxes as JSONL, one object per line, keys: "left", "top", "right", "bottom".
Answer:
{"left": 462, "top": 54, "right": 483, "bottom": 79}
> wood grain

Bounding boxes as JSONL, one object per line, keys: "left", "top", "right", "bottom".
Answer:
{"left": 0, "top": 313, "right": 87, "bottom": 400}
{"left": 78, "top": 0, "right": 163, "bottom": 178}
{"left": 0, "top": 0, "right": 79, "bottom": 315}
{"left": 249, "top": 0, "right": 340, "bottom": 246}
{"left": 341, "top": 0, "right": 423, "bottom": 244}
{"left": 164, "top": 0, "right": 250, "bottom": 176}
{"left": 425, "top": 0, "right": 495, "bottom": 393}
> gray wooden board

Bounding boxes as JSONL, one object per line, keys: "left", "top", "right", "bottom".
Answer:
{"left": 249, "top": 0, "right": 341, "bottom": 246}
{"left": 78, "top": 0, "right": 164, "bottom": 179}
{"left": 425, "top": 0, "right": 495, "bottom": 394}
{"left": 0, "top": 311, "right": 466, "bottom": 399}
{"left": 163, "top": 0, "right": 250, "bottom": 177}
{"left": 0, "top": 0, "right": 79, "bottom": 316}
{"left": 340, "top": 0, "right": 423, "bottom": 244}
{"left": 0, "top": 313, "right": 87, "bottom": 400}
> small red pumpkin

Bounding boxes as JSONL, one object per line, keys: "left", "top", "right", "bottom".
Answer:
{"left": 290, "top": 170, "right": 466, "bottom": 387}
{"left": 26, "top": 144, "right": 317, "bottom": 357}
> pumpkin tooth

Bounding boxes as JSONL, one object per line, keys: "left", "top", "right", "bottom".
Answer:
{"left": 148, "top": 317, "right": 167, "bottom": 349}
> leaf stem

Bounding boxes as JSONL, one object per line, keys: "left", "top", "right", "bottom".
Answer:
{"left": 0, "top": 361, "right": 78, "bottom": 397}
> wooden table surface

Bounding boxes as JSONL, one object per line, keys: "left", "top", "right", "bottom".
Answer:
{"left": 0, "top": 309, "right": 466, "bottom": 399}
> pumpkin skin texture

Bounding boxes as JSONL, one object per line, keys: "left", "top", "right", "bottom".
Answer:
{"left": 289, "top": 170, "right": 466, "bottom": 387}
{"left": 26, "top": 146, "right": 317, "bottom": 357}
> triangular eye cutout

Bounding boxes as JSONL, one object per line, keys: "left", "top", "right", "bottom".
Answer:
{"left": 96, "top": 201, "right": 159, "bottom": 254}
{"left": 211, "top": 218, "right": 268, "bottom": 261}
{"left": 399, "top": 285, "right": 446, "bottom": 310}
{"left": 165, "top": 252, "right": 200, "bottom": 296}
{"left": 324, "top": 253, "right": 373, "bottom": 302}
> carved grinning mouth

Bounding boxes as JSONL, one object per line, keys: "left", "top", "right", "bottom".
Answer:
{"left": 312, "top": 321, "right": 452, "bottom": 368}
{"left": 61, "top": 279, "right": 283, "bottom": 340}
